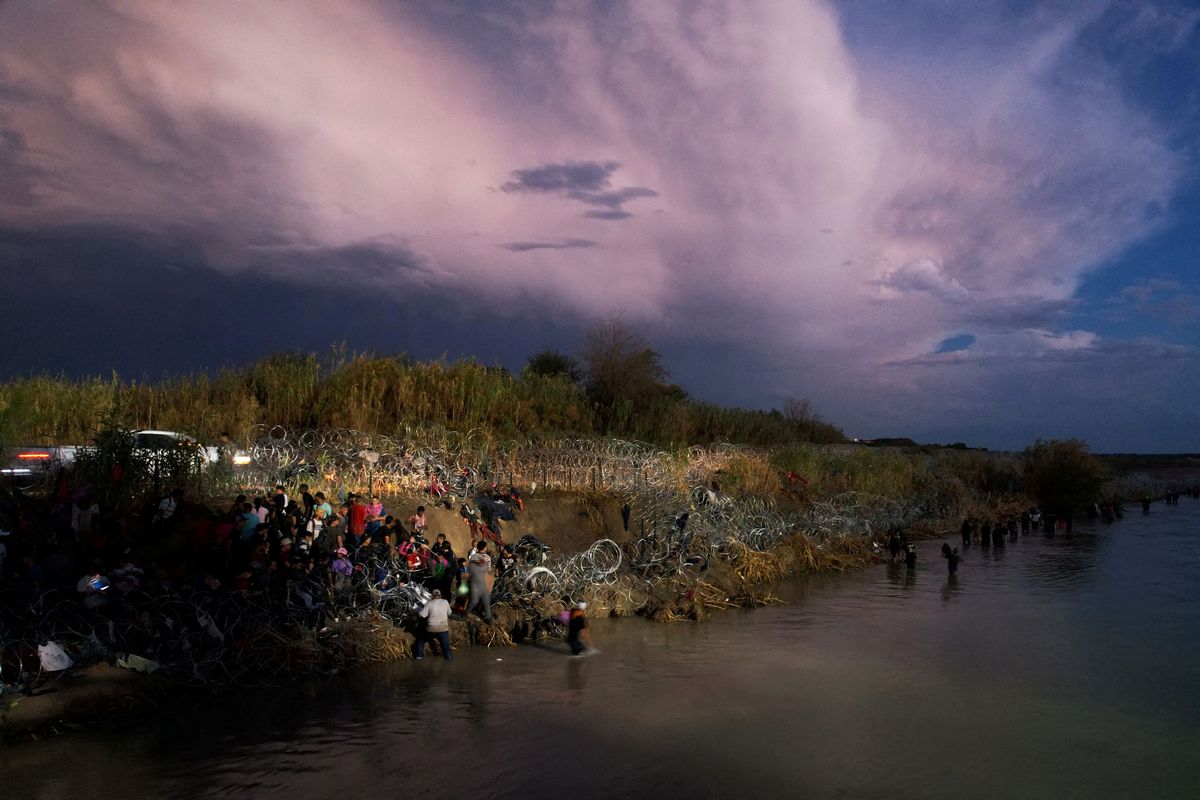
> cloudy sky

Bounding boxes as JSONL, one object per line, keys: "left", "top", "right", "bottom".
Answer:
{"left": 1, "top": 0, "right": 1198, "bottom": 452}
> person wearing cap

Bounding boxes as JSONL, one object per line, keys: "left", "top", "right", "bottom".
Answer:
{"left": 331, "top": 547, "right": 353, "bottom": 576}
{"left": 329, "top": 546, "right": 353, "bottom": 600}
{"left": 414, "top": 588, "right": 453, "bottom": 660}
{"left": 567, "top": 601, "right": 593, "bottom": 655}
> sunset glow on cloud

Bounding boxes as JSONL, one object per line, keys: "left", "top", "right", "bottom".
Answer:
{"left": 2, "top": 0, "right": 1197, "bottom": 449}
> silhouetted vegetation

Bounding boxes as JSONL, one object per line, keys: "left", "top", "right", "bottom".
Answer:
{"left": 1021, "top": 438, "right": 1109, "bottom": 515}
{"left": 0, "top": 344, "right": 844, "bottom": 448}
{"left": 522, "top": 349, "right": 582, "bottom": 383}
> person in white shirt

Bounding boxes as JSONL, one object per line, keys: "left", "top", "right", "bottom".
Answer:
{"left": 466, "top": 544, "right": 493, "bottom": 622}
{"left": 305, "top": 507, "right": 326, "bottom": 546}
{"left": 414, "top": 589, "right": 453, "bottom": 660}
{"left": 154, "top": 489, "right": 183, "bottom": 525}
{"left": 71, "top": 498, "right": 100, "bottom": 537}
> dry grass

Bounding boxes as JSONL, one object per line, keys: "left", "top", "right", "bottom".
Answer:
{"left": 0, "top": 350, "right": 844, "bottom": 449}
{"left": 728, "top": 540, "right": 788, "bottom": 585}
{"left": 321, "top": 613, "right": 415, "bottom": 665}
{"left": 718, "top": 454, "right": 778, "bottom": 495}
{"left": 449, "top": 616, "right": 514, "bottom": 650}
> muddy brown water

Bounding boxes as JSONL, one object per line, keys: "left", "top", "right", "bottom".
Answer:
{"left": 3, "top": 501, "right": 1199, "bottom": 799}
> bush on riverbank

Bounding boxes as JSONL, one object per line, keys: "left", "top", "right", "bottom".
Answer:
{"left": 1021, "top": 439, "right": 1109, "bottom": 516}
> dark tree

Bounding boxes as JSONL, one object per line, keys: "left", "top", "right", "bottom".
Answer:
{"left": 1021, "top": 438, "right": 1108, "bottom": 515}
{"left": 581, "top": 318, "right": 669, "bottom": 431}
{"left": 523, "top": 349, "right": 582, "bottom": 383}
{"left": 783, "top": 396, "right": 819, "bottom": 427}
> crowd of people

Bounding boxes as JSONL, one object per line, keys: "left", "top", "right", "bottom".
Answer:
{"left": 0, "top": 468, "right": 847, "bottom": 670}
{"left": 940, "top": 508, "right": 1067, "bottom": 574}
{"left": 0, "top": 477, "right": 604, "bottom": 667}
{"left": 935, "top": 493, "right": 1195, "bottom": 575}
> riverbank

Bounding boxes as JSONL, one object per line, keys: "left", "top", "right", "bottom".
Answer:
{"left": 7, "top": 438, "right": 1180, "bottom": 746}
{"left": 6, "top": 510, "right": 1198, "bottom": 799}
{"left": 1, "top": 516, "right": 875, "bottom": 744}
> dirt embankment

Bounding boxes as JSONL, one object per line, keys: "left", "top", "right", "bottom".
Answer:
{"left": 408, "top": 490, "right": 636, "bottom": 555}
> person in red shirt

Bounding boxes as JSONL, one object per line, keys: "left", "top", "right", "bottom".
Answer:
{"left": 405, "top": 541, "right": 424, "bottom": 572}
{"left": 347, "top": 494, "right": 369, "bottom": 544}
{"left": 429, "top": 473, "right": 447, "bottom": 499}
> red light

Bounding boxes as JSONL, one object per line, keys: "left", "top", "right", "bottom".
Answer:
{"left": 17, "top": 452, "right": 51, "bottom": 460}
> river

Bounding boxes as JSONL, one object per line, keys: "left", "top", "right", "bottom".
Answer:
{"left": 3, "top": 501, "right": 1199, "bottom": 799}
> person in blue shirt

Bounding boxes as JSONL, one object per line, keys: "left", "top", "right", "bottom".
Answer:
{"left": 314, "top": 492, "right": 334, "bottom": 520}
{"left": 239, "top": 502, "right": 260, "bottom": 540}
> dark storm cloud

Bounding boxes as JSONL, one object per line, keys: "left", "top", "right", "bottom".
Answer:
{"left": 501, "top": 238, "right": 598, "bottom": 252}
{"left": 0, "top": 225, "right": 579, "bottom": 380}
{"left": 501, "top": 161, "right": 620, "bottom": 194}
{"left": 569, "top": 186, "right": 658, "bottom": 209}
{"left": 0, "top": 0, "right": 1192, "bottom": 452}
{"left": 501, "top": 160, "right": 656, "bottom": 219}
{"left": 584, "top": 209, "right": 632, "bottom": 221}
{"left": 245, "top": 241, "right": 436, "bottom": 286}
{"left": 960, "top": 296, "right": 1078, "bottom": 329}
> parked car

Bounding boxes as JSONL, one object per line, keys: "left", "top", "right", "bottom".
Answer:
{"left": 1, "top": 431, "right": 251, "bottom": 488}
{"left": 0, "top": 445, "right": 77, "bottom": 486}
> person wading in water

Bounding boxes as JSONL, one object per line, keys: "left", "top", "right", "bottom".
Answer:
{"left": 567, "top": 601, "right": 594, "bottom": 655}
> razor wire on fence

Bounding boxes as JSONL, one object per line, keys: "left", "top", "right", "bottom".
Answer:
{"left": 235, "top": 426, "right": 942, "bottom": 558}
{"left": 234, "top": 426, "right": 758, "bottom": 500}
{"left": 2, "top": 426, "right": 962, "bottom": 695}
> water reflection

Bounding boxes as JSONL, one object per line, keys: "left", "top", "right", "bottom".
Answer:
{"left": 566, "top": 658, "right": 588, "bottom": 692}
{"left": 941, "top": 574, "right": 960, "bottom": 603}
{"left": 1023, "top": 534, "right": 1103, "bottom": 591}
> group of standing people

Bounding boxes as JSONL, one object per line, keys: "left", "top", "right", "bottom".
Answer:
{"left": 957, "top": 507, "right": 1058, "bottom": 551}
{"left": 886, "top": 529, "right": 917, "bottom": 569}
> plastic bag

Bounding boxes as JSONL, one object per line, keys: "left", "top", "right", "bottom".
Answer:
{"left": 116, "top": 653, "right": 161, "bottom": 674}
{"left": 38, "top": 641, "right": 74, "bottom": 672}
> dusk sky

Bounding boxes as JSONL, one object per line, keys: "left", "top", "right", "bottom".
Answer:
{"left": 1, "top": 0, "right": 1198, "bottom": 452}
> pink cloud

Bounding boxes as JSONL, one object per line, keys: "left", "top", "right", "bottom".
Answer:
{"left": 0, "top": 0, "right": 1186, "bottom": 441}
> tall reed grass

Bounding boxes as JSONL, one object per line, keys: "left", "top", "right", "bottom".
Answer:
{"left": 0, "top": 351, "right": 844, "bottom": 448}
{"left": 771, "top": 444, "right": 932, "bottom": 500}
